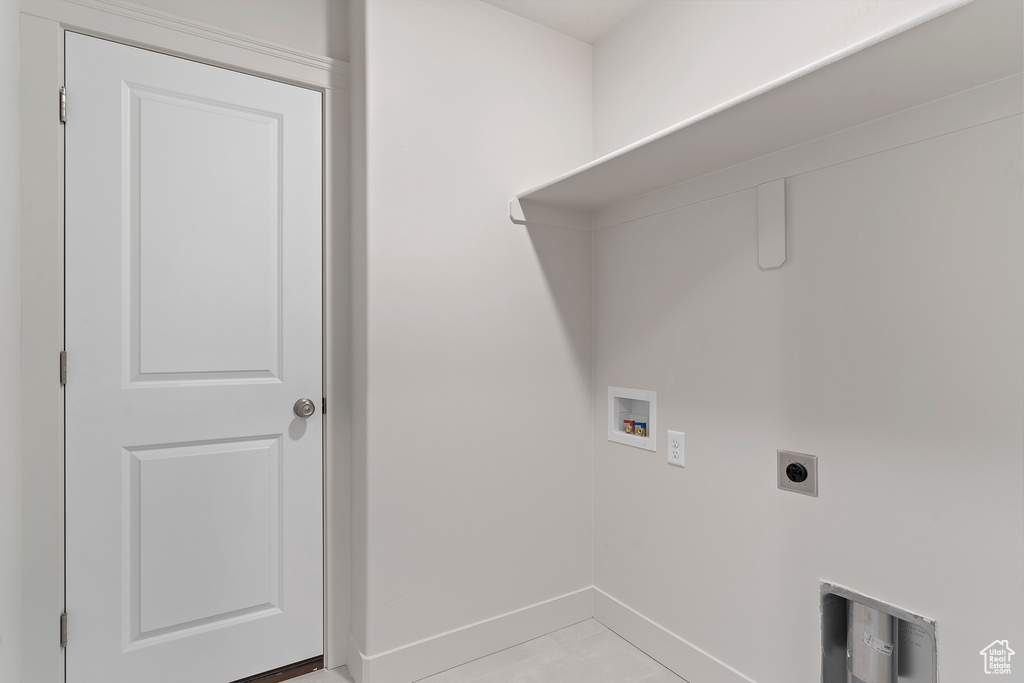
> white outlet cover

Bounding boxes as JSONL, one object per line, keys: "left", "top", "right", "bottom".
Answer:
{"left": 667, "top": 430, "right": 684, "bottom": 467}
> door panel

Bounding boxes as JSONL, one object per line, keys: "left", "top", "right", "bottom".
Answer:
{"left": 129, "top": 436, "right": 282, "bottom": 639}
{"left": 132, "top": 88, "right": 283, "bottom": 379}
{"left": 65, "top": 32, "right": 323, "bottom": 683}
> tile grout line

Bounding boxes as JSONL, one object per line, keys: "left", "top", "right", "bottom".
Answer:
{"left": 457, "top": 621, "right": 611, "bottom": 683}
{"left": 463, "top": 628, "right": 672, "bottom": 683}
{"left": 597, "top": 627, "right": 686, "bottom": 683}
{"left": 634, "top": 670, "right": 688, "bottom": 683}
{"left": 595, "top": 626, "right": 669, "bottom": 675}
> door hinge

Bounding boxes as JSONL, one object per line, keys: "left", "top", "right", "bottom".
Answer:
{"left": 322, "top": 397, "right": 327, "bottom": 415}
{"left": 60, "top": 611, "right": 67, "bottom": 648}
{"left": 60, "top": 350, "right": 67, "bottom": 386}
{"left": 59, "top": 85, "right": 67, "bottom": 124}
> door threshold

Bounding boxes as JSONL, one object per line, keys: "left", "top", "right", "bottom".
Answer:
{"left": 230, "top": 656, "right": 324, "bottom": 683}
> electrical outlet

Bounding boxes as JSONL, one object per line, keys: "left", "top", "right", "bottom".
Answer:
{"left": 667, "top": 430, "right": 685, "bottom": 467}
{"left": 777, "top": 450, "right": 818, "bottom": 497}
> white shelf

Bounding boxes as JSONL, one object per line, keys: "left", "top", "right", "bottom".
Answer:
{"left": 510, "top": 0, "right": 1023, "bottom": 230}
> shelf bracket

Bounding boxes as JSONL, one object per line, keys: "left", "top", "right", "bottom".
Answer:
{"left": 757, "top": 179, "right": 787, "bottom": 269}
{"left": 509, "top": 197, "right": 527, "bottom": 225}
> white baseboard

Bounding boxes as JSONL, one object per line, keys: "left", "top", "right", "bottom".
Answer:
{"left": 347, "top": 587, "right": 593, "bottom": 683}
{"left": 347, "top": 633, "right": 366, "bottom": 683}
{"left": 593, "top": 588, "right": 757, "bottom": 683}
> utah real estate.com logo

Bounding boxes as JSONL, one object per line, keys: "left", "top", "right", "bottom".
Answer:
{"left": 980, "top": 640, "right": 1014, "bottom": 675}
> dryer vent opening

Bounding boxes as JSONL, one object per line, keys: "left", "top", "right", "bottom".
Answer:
{"left": 821, "top": 583, "right": 936, "bottom": 683}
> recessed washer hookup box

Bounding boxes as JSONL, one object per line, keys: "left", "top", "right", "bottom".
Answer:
{"left": 607, "top": 386, "right": 656, "bottom": 452}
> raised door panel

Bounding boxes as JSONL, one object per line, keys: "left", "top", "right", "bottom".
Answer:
{"left": 130, "top": 87, "right": 283, "bottom": 382}
{"left": 127, "top": 436, "right": 282, "bottom": 644}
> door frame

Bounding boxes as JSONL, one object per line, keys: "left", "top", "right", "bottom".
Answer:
{"left": 19, "top": 2, "right": 352, "bottom": 680}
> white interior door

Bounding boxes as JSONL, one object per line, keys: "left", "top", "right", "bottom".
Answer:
{"left": 65, "top": 32, "right": 323, "bottom": 683}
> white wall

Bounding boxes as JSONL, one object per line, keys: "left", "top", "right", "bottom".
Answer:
{"left": 591, "top": 5, "right": 1023, "bottom": 679}
{"left": 0, "top": 0, "right": 21, "bottom": 681}
{"left": 592, "top": 66, "right": 1022, "bottom": 683}
{"left": 129, "top": 0, "right": 349, "bottom": 62}
{"left": 592, "top": 0, "right": 963, "bottom": 156}
{"left": 357, "top": 0, "right": 593, "bottom": 656}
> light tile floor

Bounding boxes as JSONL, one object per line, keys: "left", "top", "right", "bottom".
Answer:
{"left": 292, "top": 667, "right": 355, "bottom": 683}
{"left": 292, "top": 619, "right": 683, "bottom": 683}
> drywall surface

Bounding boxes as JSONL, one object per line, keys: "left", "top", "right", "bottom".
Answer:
{"left": 592, "top": 116, "right": 1023, "bottom": 681}
{"left": 0, "top": 0, "right": 21, "bottom": 679}
{"left": 592, "top": 0, "right": 963, "bottom": 156}
{"left": 359, "top": 0, "right": 593, "bottom": 655}
{"left": 129, "top": 0, "right": 349, "bottom": 62}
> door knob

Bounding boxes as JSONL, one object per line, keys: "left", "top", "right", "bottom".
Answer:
{"left": 293, "top": 398, "right": 316, "bottom": 418}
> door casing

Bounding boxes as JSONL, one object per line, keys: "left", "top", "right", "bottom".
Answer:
{"left": 19, "top": 2, "right": 352, "bottom": 680}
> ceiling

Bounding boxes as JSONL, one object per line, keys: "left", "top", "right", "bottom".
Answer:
{"left": 480, "top": 0, "right": 653, "bottom": 44}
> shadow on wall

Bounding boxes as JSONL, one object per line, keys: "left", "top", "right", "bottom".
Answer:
{"left": 591, "top": 190, "right": 760, "bottom": 387}
{"left": 324, "top": 0, "right": 348, "bottom": 63}
{"left": 525, "top": 224, "right": 593, "bottom": 387}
